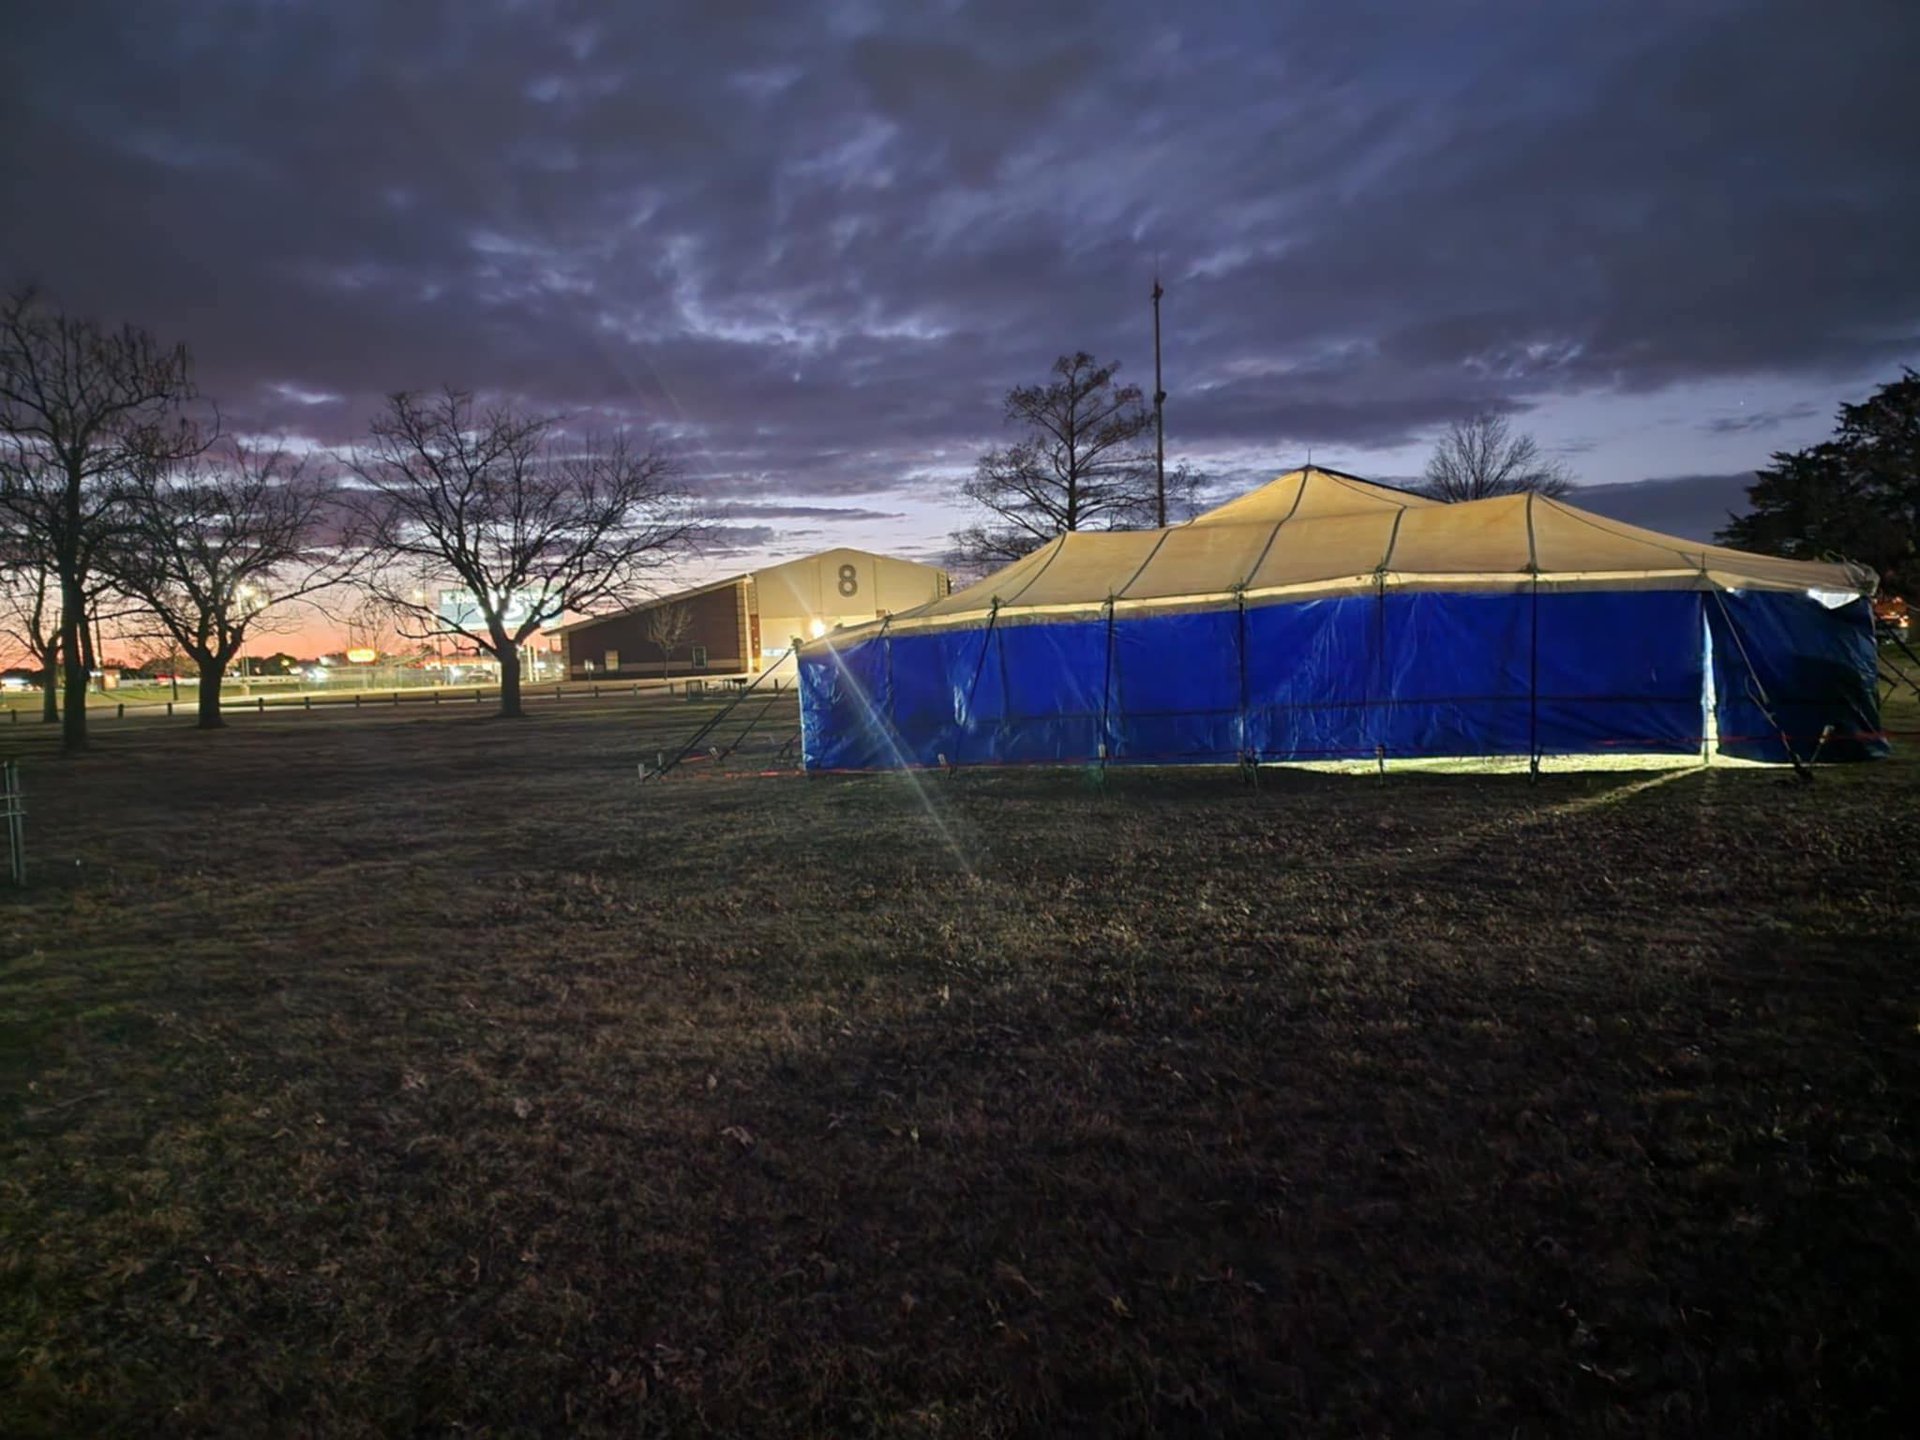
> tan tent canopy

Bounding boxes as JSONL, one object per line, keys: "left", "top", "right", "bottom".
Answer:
{"left": 799, "top": 466, "right": 1885, "bottom": 773}
{"left": 878, "top": 467, "right": 1870, "bottom": 635}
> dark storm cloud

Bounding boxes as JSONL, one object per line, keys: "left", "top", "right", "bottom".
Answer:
{"left": 3, "top": 0, "right": 1916, "bottom": 509}
{"left": 1570, "top": 473, "right": 1758, "bottom": 542}
{"left": 1703, "top": 403, "right": 1822, "bottom": 435}
{"left": 702, "top": 503, "right": 905, "bottom": 523}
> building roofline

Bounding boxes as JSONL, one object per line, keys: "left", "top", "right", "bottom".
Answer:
{"left": 547, "top": 546, "right": 951, "bottom": 633}
{"left": 547, "top": 573, "right": 748, "bottom": 634}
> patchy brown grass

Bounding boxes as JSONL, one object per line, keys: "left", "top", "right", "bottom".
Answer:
{"left": 3, "top": 693, "right": 1918, "bottom": 1436}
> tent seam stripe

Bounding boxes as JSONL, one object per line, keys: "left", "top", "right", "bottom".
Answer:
{"left": 998, "top": 535, "right": 1067, "bottom": 607}
{"left": 1379, "top": 508, "right": 1410, "bottom": 574}
{"left": 1115, "top": 529, "right": 1176, "bottom": 600}
{"left": 1239, "top": 473, "right": 1311, "bottom": 588}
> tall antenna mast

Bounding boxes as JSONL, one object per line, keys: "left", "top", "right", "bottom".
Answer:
{"left": 1152, "top": 271, "right": 1167, "bottom": 527}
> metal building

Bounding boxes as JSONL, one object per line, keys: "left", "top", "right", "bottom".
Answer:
{"left": 554, "top": 548, "right": 949, "bottom": 681}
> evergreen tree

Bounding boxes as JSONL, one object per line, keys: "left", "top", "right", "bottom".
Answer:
{"left": 1720, "top": 371, "right": 1920, "bottom": 593}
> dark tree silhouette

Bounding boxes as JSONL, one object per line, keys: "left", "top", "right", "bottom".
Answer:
{"left": 951, "top": 352, "right": 1158, "bottom": 570}
{"left": 646, "top": 600, "right": 692, "bottom": 677}
{"left": 108, "top": 441, "right": 359, "bottom": 728}
{"left": 348, "top": 389, "right": 695, "bottom": 718}
{"left": 0, "top": 288, "right": 201, "bottom": 750}
{"left": 1719, "top": 371, "right": 1919, "bottom": 594}
{"left": 0, "top": 541, "right": 61, "bottom": 723}
{"left": 1420, "top": 413, "right": 1574, "bottom": 502}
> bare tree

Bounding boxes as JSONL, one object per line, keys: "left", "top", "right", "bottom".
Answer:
{"left": 0, "top": 539, "right": 61, "bottom": 722}
{"left": 645, "top": 600, "right": 692, "bottom": 677}
{"left": 0, "top": 288, "right": 200, "bottom": 750}
{"left": 347, "top": 389, "right": 695, "bottom": 718}
{"left": 106, "top": 441, "right": 359, "bottom": 728}
{"left": 951, "top": 352, "right": 1158, "bottom": 569}
{"left": 344, "top": 595, "right": 399, "bottom": 659}
{"left": 1160, "top": 461, "right": 1211, "bottom": 525}
{"left": 0, "top": 539, "right": 147, "bottom": 720}
{"left": 1420, "top": 413, "right": 1574, "bottom": 502}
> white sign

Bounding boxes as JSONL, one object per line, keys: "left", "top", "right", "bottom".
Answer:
{"left": 438, "top": 588, "right": 545, "bottom": 630}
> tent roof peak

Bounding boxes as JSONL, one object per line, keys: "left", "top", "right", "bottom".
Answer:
{"left": 1189, "top": 466, "right": 1437, "bottom": 526}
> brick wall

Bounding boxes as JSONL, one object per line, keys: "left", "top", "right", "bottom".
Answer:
{"left": 561, "top": 583, "right": 749, "bottom": 678}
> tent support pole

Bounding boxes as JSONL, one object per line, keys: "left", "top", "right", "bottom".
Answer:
{"left": 960, "top": 600, "right": 1001, "bottom": 769}
{"left": 1525, "top": 493, "right": 1542, "bottom": 783}
{"left": 1098, "top": 598, "right": 1115, "bottom": 783}
{"left": 1236, "top": 588, "right": 1254, "bottom": 785}
{"left": 962, "top": 600, "right": 1000, "bottom": 708}
{"left": 1372, "top": 569, "right": 1389, "bottom": 781}
{"left": 880, "top": 615, "right": 893, "bottom": 734}
{"left": 1885, "top": 627, "right": 1920, "bottom": 704}
{"left": 1528, "top": 570, "right": 1541, "bottom": 783}
{"left": 1710, "top": 590, "right": 1814, "bottom": 781}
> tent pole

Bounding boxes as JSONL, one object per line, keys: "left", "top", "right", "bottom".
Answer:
{"left": 1525, "top": 493, "right": 1541, "bottom": 783}
{"left": 1151, "top": 275, "right": 1167, "bottom": 528}
{"left": 1373, "top": 569, "right": 1388, "bottom": 782}
{"left": 1710, "top": 590, "right": 1813, "bottom": 781}
{"left": 959, "top": 599, "right": 1002, "bottom": 769}
{"left": 1236, "top": 587, "right": 1254, "bottom": 785}
{"left": 962, "top": 600, "right": 1000, "bottom": 708}
{"left": 880, "top": 615, "right": 895, "bottom": 736}
{"left": 1529, "top": 571, "right": 1541, "bottom": 783}
{"left": 1098, "top": 597, "right": 1115, "bottom": 781}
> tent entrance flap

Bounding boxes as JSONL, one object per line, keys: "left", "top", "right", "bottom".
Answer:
{"left": 1706, "top": 591, "right": 1885, "bottom": 764}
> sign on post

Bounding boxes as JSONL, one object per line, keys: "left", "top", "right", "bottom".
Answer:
{"left": 438, "top": 589, "right": 546, "bottom": 631}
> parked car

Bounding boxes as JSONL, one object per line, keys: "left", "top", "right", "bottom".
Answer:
{"left": 1873, "top": 595, "right": 1910, "bottom": 636}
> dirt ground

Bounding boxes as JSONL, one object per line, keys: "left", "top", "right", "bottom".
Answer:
{"left": 3, "top": 693, "right": 1917, "bottom": 1436}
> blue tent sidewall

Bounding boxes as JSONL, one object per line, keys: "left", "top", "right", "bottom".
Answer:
{"left": 1708, "top": 591, "right": 1885, "bottom": 762}
{"left": 799, "top": 588, "right": 1884, "bottom": 770}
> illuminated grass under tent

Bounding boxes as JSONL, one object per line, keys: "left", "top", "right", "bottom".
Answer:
{"left": 798, "top": 468, "right": 1884, "bottom": 773}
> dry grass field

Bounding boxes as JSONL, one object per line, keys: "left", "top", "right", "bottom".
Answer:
{"left": 3, "top": 691, "right": 1918, "bottom": 1436}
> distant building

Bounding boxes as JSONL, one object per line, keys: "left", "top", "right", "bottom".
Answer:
{"left": 553, "top": 548, "right": 949, "bottom": 681}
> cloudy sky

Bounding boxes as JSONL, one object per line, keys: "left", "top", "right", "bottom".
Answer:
{"left": 4, "top": 0, "right": 1917, "bottom": 600}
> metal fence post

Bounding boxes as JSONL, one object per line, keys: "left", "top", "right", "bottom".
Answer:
{"left": 3, "top": 761, "right": 23, "bottom": 886}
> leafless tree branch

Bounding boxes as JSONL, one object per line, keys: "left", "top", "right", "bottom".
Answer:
{"left": 344, "top": 389, "right": 697, "bottom": 716}
{"left": 1420, "top": 413, "right": 1575, "bottom": 502}
{"left": 951, "top": 352, "right": 1159, "bottom": 570}
{"left": 104, "top": 437, "right": 365, "bottom": 727}
{"left": 0, "top": 286, "right": 202, "bottom": 748}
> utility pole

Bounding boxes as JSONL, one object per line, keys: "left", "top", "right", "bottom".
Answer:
{"left": 1152, "top": 273, "right": 1167, "bottom": 528}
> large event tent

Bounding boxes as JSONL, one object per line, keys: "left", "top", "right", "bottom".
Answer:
{"left": 797, "top": 467, "right": 1884, "bottom": 772}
